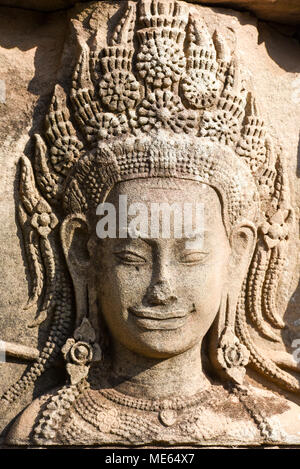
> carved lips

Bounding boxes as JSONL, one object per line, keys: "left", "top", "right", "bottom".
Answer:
{"left": 128, "top": 306, "right": 194, "bottom": 330}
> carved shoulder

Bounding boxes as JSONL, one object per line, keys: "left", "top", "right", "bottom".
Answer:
{"left": 6, "top": 393, "right": 54, "bottom": 446}
{"left": 268, "top": 398, "right": 300, "bottom": 444}
{"left": 247, "top": 385, "right": 300, "bottom": 444}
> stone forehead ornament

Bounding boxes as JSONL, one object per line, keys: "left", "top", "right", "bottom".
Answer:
{"left": 1, "top": 0, "right": 297, "bottom": 405}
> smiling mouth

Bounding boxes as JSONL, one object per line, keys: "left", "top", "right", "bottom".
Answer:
{"left": 128, "top": 307, "right": 195, "bottom": 330}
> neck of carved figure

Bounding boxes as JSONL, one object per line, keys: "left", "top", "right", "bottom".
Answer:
{"left": 108, "top": 341, "right": 211, "bottom": 399}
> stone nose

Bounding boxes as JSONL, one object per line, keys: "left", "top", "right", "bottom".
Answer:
{"left": 146, "top": 279, "right": 177, "bottom": 306}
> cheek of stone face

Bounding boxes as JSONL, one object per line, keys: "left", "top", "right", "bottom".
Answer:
{"left": 176, "top": 255, "right": 229, "bottom": 335}
{"left": 94, "top": 238, "right": 152, "bottom": 339}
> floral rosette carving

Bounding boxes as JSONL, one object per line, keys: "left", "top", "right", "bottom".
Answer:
{"left": 217, "top": 329, "right": 250, "bottom": 384}
{"left": 181, "top": 70, "right": 220, "bottom": 110}
{"left": 261, "top": 209, "right": 291, "bottom": 250}
{"left": 136, "top": 37, "right": 186, "bottom": 88}
{"left": 221, "top": 342, "right": 249, "bottom": 369}
{"left": 99, "top": 70, "right": 140, "bottom": 112}
{"left": 30, "top": 200, "right": 58, "bottom": 238}
{"left": 50, "top": 137, "right": 83, "bottom": 176}
{"left": 138, "top": 90, "right": 196, "bottom": 134}
{"left": 89, "top": 113, "right": 129, "bottom": 141}
{"left": 62, "top": 318, "right": 102, "bottom": 385}
{"left": 95, "top": 408, "right": 119, "bottom": 433}
{"left": 200, "top": 110, "right": 240, "bottom": 146}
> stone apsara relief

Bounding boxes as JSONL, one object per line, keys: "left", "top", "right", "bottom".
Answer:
{"left": 0, "top": 0, "right": 300, "bottom": 446}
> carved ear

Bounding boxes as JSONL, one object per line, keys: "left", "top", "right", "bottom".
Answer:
{"left": 61, "top": 214, "right": 90, "bottom": 275}
{"left": 61, "top": 214, "right": 91, "bottom": 326}
{"left": 228, "top": 221, "right": 257, "bottom": 299}
{"left": 226, "top": 222, "right": 257, "bottom": 318}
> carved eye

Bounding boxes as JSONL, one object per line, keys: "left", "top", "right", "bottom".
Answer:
{"left": 179, "top": 251, "right": 208, "bottom": 265}
{"left": 115, "top": 251, "right": 147, "bottom": 266}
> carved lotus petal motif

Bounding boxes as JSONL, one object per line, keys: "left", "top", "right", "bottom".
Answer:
{"left": 66, "top": 363, "right": 89, "bottom": 385}
{"left": 92, "top": 343, "right": 102, "bottom": 362}
{"left": 36, "top": 200, "right": 51, "bottom": 214}
{"left": 74, "top": 318, "right": 96, "bottom": 343}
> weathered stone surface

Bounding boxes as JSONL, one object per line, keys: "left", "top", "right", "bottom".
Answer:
{"left": 0, "top": 0, "right": 299, "bottom": 447}
{"left": 1, "top": 0, "right": 300, "bottom": 24}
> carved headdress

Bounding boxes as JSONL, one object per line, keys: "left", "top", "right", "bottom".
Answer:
{"left": 1, "top": 0, "right": 297, "bottom": 404}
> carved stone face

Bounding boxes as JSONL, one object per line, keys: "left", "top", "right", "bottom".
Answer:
{"left": 90, "top": 178, "right": 232, "bottom": 359}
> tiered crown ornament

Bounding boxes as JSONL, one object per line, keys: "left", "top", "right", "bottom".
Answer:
{"left": 1, "top": 0, "right": 297, "bottom": 405}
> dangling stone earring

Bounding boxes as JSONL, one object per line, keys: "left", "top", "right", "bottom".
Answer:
{"left": 210, "top": 293, "right": 250, "bottom": 385}
{"left": 62, "top": 318, "right": 102, "bottom": 385}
